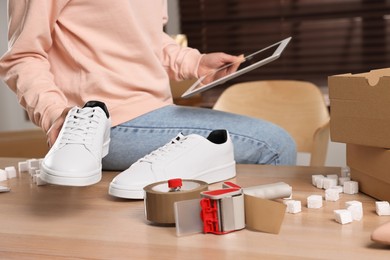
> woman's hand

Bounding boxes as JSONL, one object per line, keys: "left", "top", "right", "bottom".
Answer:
{"left": 197, "top": 52, "right": 244, "bottom": 84}
{"left": 46, "top": 107, "right": 72, "bottom": 148}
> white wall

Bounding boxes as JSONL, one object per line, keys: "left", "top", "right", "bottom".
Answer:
{"left": 0, "top": 0, "right": 36, "bottom": 131}
{"left": 166, "top": 0, "right": 181, "bottom": 35}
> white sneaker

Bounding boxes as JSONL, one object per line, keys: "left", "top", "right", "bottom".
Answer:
{"left": 109, "top": 129, "right": 236, "bottom": 199}
{"left": 40, "top": 101, "right": 111, "bottom": 186}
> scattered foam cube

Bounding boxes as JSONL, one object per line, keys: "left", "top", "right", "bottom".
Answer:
{"left": 327, "top": 174, "right": 338, "bottom": 180}
{"left": 375, "top": 201, "right": 390, "bottom": 216}
{"left": 5, "top": 166, "right": 17, "bottom": 179}
{"left": 0, "top": 169, "right": 7, "bottom": 181}
{"left": 35, "top": 173, "right": 47, "bottom": 186}
{"left": 285, "top": 200, "right": 302, "bottom": 214}
{"left": 312, "top": 175, "right": 325, "bottom": 186}
{"left": 39, "top": 158, "right": 44, "bottom": 167}
{"left": 28, "top": 167, "right": 38, "bottom": 177}
{"left": 346, "top": 201, "right": 363, "bottom": 221}
{"left": 18, "top": 161, "right": 28, "bottom": 173}
{"left": 27, "top": 159, "right": 40, "bottom": 171}
{"left": 307, "top": 195, "right": 323, "bottom": 208}
{"left": 17, "top": 158, "right": 47, "bottom": 186}
{"left": 31, "top": 170, "right": 47, "bottom": 186}
{"left": 338, "top": 177, "right": 351, "bottom": 186}
{"left": 341, "top": 166, "right": 350, "bottom": 177}
{"left": 325, "top": 188, "right": 340, "bottom": 201}
{"left": 315, "top": 178, "right": 325, "bottom": 189}
{"left": 334, "top": 209, "right": 353, "bottom": 224}
{"left": 32, "top": 173, "right": 37, "bottom": 183}
{"left": 323, "top": 178, "right": 338, "bottom": 189}
{"left": 0, "top": 185, "right": 11, "bottom": 192}
{"left": 343, "top": 181, "right": 359, "bottom": 194}
{"left": 31, "top": 170, "right": 46, "bottom": 186}
{"left": 330, "top": 186, "right": 343, "bottom": 194}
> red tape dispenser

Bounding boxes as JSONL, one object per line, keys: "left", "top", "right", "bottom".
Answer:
{"left": 200, "top": 182, "right": 245, "bottom": 235}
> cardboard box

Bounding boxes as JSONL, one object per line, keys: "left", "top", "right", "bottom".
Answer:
{"left": 347, "top": 143, "right": 390, "bottom": 201}
{"left": 329, "top": 68, "right": 390, "bottom": 148}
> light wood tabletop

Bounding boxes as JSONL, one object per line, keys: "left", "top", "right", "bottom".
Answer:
{"left": 0, "top": 158, "right": 389, "bottom": 259}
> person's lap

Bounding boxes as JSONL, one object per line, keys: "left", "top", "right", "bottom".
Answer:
{"left": 102, "top": 105, "right": 296, "bottom": 170}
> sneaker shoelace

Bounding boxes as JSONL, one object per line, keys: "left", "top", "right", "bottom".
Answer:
{"left": 59, "top": 107, "right": 101, "bottom": 146}
{"left": 140, "top": 134, "right": 190, "bottom": 163}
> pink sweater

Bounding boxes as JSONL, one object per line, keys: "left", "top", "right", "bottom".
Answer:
{"left": 0, "top": 0, "right": 202, "bottom": 132}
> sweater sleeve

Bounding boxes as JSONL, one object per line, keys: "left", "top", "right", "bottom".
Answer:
{"left": 0, "top": 0, "right": 69, "bottom": 132}
{"left": 161, "top": 33, "right": 204, "bottom": 81}
{"left": 160, "top": 1, "right": 204, "bottom": 81}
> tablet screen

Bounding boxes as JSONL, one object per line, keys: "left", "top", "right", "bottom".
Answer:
{"left": 181, "top": 37, "right": 291, "bottom": 98}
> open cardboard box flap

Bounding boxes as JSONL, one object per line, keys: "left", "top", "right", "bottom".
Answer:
{"left": 329, "top": 68, "right": 390, "bottom": 148}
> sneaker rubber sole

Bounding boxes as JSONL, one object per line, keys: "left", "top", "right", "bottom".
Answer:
{"left": 40, "top": 139, "right": 110, "bottom": 187}
{"left": 39, "top": 168, "right": 102, "bottom": 187}
{"left": 108, "top": 161, "right": 236, "bottom": 199}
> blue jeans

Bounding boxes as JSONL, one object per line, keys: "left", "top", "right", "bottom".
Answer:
{"left": 102, "top": 105, "right": 296, "bottom": 170}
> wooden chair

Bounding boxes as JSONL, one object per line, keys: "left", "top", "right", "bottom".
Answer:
{"left": 213, "top": 80, "right": 330, "bottom": 166}
{"left": 0, "top": 129, "right": 48, "bottom": 158}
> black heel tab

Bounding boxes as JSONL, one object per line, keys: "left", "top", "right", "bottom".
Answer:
{"left": 207, "top": 129, "right": 228, "bottom": 144}
{"left": 83, "top": 100, "right": 110, "bottom": 118}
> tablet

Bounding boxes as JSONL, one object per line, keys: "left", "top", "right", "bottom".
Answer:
{"left": 181, "top": 37, "right": 291, "bottom": 98}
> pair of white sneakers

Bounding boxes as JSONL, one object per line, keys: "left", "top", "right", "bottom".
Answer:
{"left": 41, "top": 102, "right": 236, "bottom": 199}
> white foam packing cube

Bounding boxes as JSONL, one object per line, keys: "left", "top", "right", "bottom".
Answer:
{"left": 307, "top": 195, "right": 323, "bottom": 208}
{"left": 343, "top": 181, "right": 359, "bottom": 194}
{"left": 323, "top": 178, "right": 338, "bottom": 189}
{"left": 0, "top": 185, "right": 10, "bottom": 192}
{"left": 375, "top": 201, "right": 390, "bottom": 216}
{"left": 312, "top": 175, "right": 325, "bottom": 186}
{"left": 28, "top": 167, "right": 38, "bottom": 177}
{"left": 0, "top": 169, "right": 7, "bottom": 181}
{"left": 327, "top": 174, "right": 339, "bottom": 180}
{"left": 284, "top": 200, "right": 302, "bottom": 214}
{"left": 35, "top": 173, "right": 47, "bottom": 186}
{"left": 5, "top": 166, "right": 17, "bottom": 179}
{"left": 39, "top": 158, "right": 44, "bottom": 169}
{"left": 341, "top": 166, "right": 350, "bottom": 177}
{"left": 313, "top": 175, "right": 327, "bottom": 189}
{"left": 27, "top": 159, "right": 40, "bottom": 171}
{"left": 316, "top": 178, "right": 325, "bottom": 189}
{"left": 18, "top": 161, "right": 28, "bottom": 173}
{"left": 334, "top": 209, "right": 353, "bottom": 224}
{"left": 338, "top": 177, "right": 351, "bottom": 186}
{"left": 325, "top": 188, "right": 340, "bottom": 201}
{"left": 32, "top": 170, "right": 47, "bottom": 186}
{"left": 346, "top": 201, "right": 363, "bottom": 221}
{"left": 32, "top": 174, "right": 37, "bottom": 184}
{"left": 330, "top": 186, "right": 343, "bottom": 194}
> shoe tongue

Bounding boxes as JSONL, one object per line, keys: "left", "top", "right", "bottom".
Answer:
{"left": 177, "top": 133, "right": 205, "bottom": 144}
{"left": 167, "top": 133, "right": 202, "bottom": 148}
{"left": 173, "top": 133, "right": 202, "bottom": 142}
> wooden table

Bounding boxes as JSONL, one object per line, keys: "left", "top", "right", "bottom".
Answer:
{"left": 0, "top": 158, "right": 389, "bottom": 259}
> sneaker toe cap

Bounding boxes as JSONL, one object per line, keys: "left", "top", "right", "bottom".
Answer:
{"left": 43, "top": 145, "right": 100, "bottom": 176}
{"left": 111, "top": 162, "right": 156, "bottom": 189}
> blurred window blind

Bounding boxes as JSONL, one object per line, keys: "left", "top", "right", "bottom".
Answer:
{"left": 179, "top": 0, "right": 390, "bottom": 87}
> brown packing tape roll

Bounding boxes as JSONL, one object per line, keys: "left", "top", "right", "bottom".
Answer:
{"left": 144, "top": 179, "right": 208, "bottom": 224}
